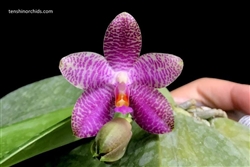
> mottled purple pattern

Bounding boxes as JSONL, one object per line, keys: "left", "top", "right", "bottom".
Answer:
{"left": 114, "top": 106, "right": 133, "bottom": 114}
{"left": 103, "top": 12, "right": 142, "bottom": 71}
{"left": 71, "top": 86, "right": 115, "bottom": 138}
{"left": 59, "top": 52, "right": 114, "bottom": 90}
{"left": 130, "top": 84, "right": 174, "bottom": 134}
{"left": 132, "top": 53, "right": 183, "bottom": 88}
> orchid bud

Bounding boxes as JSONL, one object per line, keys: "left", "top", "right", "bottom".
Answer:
{"left": 91, "top": 117, "right": 132, "bottom": 163}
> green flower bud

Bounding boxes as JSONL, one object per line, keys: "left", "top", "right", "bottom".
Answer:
{"left": 91, "top": 117, "right": 132, "bottom": 163}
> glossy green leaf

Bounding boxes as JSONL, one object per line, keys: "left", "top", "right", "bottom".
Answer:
{"left": 0, "top": 76, "right": 82, "bottom": 166}
{"left": 41, "top": 89, "right": 250, "bottom": 167}
{"left": 0, "top": 76, "right": 82, "bottom": 127}
{"left": 1, "top": 107, "right": 72, "bottom": 159}
{"left": 1, "top": 76, "right": 249, "bottom": 167}
{"left": 210, "top": 118, "right": 250, "bottom": 161}
{"left": 41, "top": 110, "right": 250, "bottom": 166}
{"left": 0, "top": 116, "right": 81, "bottom": 167}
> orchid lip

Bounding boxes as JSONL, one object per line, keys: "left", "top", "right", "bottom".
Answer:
{"left": 114, "top": 106, "right": 133, "bottom": 114}
{"left": 114, "top": 79, "right": 132, "bottom": 114}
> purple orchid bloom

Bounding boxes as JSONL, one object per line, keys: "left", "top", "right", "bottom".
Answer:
{"left": 59, "top": 12, "right": 183, "bottom": 138}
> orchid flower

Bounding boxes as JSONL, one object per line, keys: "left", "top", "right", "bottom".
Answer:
{"left": 59, "top": 12, "right": 183, "bottom": 138}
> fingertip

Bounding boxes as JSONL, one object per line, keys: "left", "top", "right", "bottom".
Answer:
{"left": 171, "top": 78, "right": 250, "bottom": 114}
{"left": 231, "top": 84, "right": 250, "bottom": 114}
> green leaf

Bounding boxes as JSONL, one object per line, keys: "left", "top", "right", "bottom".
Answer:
{"left": 0, "top": 76, "right": 82, "bottom": 166}
{"left": 0, "top": 116, "right": 81, "bottom": 167}
{"left": 1, "top": 76, "right": 249, "bottom": 167}
{"left": 41, "top": 89, "right": 250, "bottom": 167}
{"left": 1, "top": 75, "right": 82, "bottom": 127}
{"left": 210, "top": 118, "right": 250, "bottom": 161}
{"left": 1, "top": 107, "right": 72, "bottom": 159}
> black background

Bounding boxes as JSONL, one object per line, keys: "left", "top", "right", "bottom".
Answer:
{"left": 2, "top": 2, "right": 249, "bottom": 166}
{"left": 3, "top": 2, "right": 249, "bottom": 98}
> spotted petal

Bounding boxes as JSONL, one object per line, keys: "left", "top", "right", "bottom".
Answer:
{"left": 71, "top": 86, "right": 115, "bottom": 138}
{"left": 103, "top": 12, "right": 142, "bottom": 71}
{"left": 132, "top": 53, "right": 183, "bottom": 88}
{"left": 59, "top": 52, "right": 114, "bottom": 90}
{"left": 130, "top": 84, "right": 174, "bottom": 134}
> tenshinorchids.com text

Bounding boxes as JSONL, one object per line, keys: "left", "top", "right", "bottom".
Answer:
{"left": 8, "top": 9, "right": 53, "bottom": 14}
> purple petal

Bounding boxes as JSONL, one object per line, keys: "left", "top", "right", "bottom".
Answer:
{"left": 59, "top": 52, "right": 114, "bottom": 90}
{"left": 132, "top": 53, "right": 183, "bottom": 88}
{"left": 130, "top": 84, "right": 174, "bottom": 134}
{"left": 71, "top": 86, "right": 115, "bottom": 138}
{"left": 103, "top": 12, "right": 142, "bottom": 71}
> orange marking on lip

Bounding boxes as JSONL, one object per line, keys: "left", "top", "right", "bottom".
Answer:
{"left": 115, "top": 93, "right": 129, "bottom": 107}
